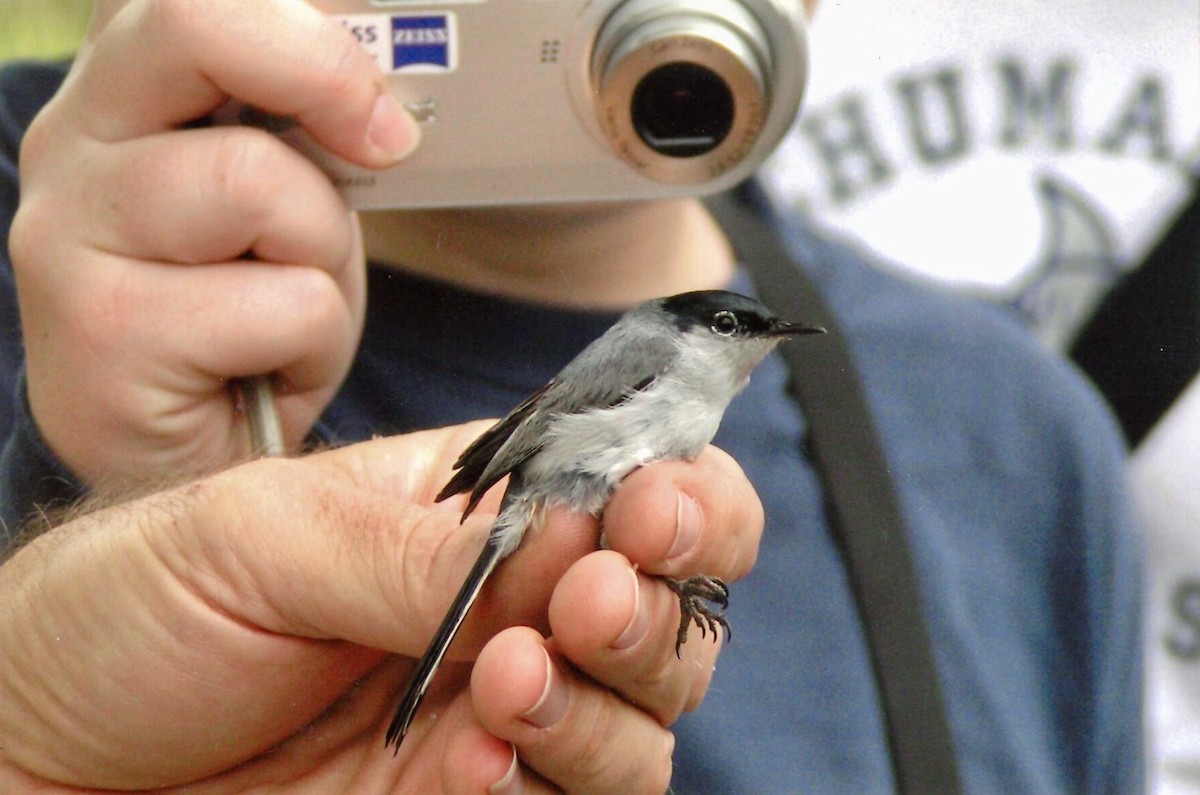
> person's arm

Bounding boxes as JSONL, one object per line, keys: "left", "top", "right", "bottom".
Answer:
{"left": 0, "top": 427, "right": 763, "bottom": 791}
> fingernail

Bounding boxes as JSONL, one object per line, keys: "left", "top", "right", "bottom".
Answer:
{"left": 610, "top": 566, "right": 649, "bottom": 650}
{"left": 488, "top": 745, "right": 523, "bottom": 795}
{"left": 667, "top": 492, "right": 702, "bottom": 561}
{"left": 520, "top": 648, "right": 569, "bottom": 729}
{"left": 367, "top": 92, "right": 420, "bottom": 161}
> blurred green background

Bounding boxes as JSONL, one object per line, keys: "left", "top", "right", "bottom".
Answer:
{"left": 0, "top": 0, "right": 94, "bottom": 62}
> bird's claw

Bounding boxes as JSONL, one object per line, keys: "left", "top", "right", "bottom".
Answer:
{"left": 664, "top": 574, "right": 731, "bottom": 659}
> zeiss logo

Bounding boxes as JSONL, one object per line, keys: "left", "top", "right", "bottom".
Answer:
{"left": 392, "top": 15, "right": 455, "bottom": 72}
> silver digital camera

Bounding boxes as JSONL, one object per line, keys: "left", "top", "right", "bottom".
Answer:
{"left": 266, "top": 0, "right": 808, "bottom": 208}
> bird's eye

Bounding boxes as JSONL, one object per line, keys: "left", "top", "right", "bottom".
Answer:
{"left": 711, "top": 311, "right": 740, "bottom": 336}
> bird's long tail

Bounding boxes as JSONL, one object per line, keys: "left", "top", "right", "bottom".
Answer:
{"left": 385, "top": 534, "right": 507, "bottom": 751}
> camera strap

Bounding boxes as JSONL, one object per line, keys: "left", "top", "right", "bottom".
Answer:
{"left": 705, "top": 183, "right": 962, "bottom": 795}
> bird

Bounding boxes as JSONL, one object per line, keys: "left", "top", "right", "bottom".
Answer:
{"left": 385, "top": 289, "right": 825, "bottom": 751}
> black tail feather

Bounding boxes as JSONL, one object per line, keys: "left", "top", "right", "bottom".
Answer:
{"left": 385, "top": 534, "right": 507, "bottom": 751}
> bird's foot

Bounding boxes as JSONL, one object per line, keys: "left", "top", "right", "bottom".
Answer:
{"left": 663, "top": 574, "right": 730, "bottom": 659}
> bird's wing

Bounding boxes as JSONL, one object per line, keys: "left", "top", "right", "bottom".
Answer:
{"left": 435, "top": 380, "right": 555, "bottom": 517}
{"left": 435, "top": 316, "right": 680, "bottom": 520}
{"left": 543, "top": 315, "right": 680, "bottom": 413}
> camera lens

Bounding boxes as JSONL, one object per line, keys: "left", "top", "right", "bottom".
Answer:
{"left": 591, "top": 0, "right": 775, "bottom": 184}
{"left": 631, "top": 62, "right": 734, "bottom": 158}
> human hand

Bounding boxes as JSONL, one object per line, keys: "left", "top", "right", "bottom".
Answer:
{"left": 0, "top": 425, "right": 763, "bottom": 793}
{"left": 9, "top": 0, "right": 420, "bottom": 489}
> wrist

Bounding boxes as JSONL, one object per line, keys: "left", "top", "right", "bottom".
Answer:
{"left": 0, "top": 369, "right": 86, "bottom": 552}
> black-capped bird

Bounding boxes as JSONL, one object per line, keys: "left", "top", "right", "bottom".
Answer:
{"left": 386, "top": 289, "right": 824, "bottom": 751}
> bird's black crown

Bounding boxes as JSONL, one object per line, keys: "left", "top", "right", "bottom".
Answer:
{"left": 659, "top": 290, "right": 780, "bottom": 337}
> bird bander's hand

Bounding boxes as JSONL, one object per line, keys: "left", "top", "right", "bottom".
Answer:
{"left": 0, "top": 425, "right": 763, "bottom": 793}
{"left": 9, "top": 0, "right": 420, "bottom": 491}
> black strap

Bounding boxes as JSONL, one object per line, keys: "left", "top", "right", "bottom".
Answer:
{"left": 1070, "top": 176, "right": 1200, "bottom": 447}
{"left": 706, "top": 183, "right": 962, "bottom": 794}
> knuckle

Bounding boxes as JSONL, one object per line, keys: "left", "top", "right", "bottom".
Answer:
{"left": 17, "top": 104, "right": 57, "bottom": 172}
{"left": 8, "top": 204, "right": 103, "bottom": 348}
{"left": 564, "top": 708, "right": 623, "bottom": 784}
{"left": 293, "top": 270, "right": 349, "bottom": 328}
{"left": 295, "top": 20, "right": 385, "bottom": 128}
{"left": 549, "top": 700, "right": 672, "bottom": 793}
{"left": 143, "top": 0, "right": 213, "bottom": 45}
{"left": 599, "top": 727, "right": 675, "bottom": 795}
{"left": 648, "top": 734, "right": 677, "bottom": 794}
{"left": 632, "top": 639, "right": 715, "bottom": 723}
{"left": 205, "top": 129, "right": 284, "bottom": 225}
{"left": 7, "top": 199, "right": 53, "bottom": 279}
{"left": 630, "top": 655, "right": 685, "bottom": 721}
{"left": 313, "top": 19, "right": 375, "bottom": 84}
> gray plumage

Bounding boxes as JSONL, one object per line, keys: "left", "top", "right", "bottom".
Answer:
{"left": 386, "top": 289, "right": 823, "bottom": 751}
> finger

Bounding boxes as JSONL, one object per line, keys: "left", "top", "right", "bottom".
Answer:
{"left": 548, "top": 550, "right": 722, "bottom": 724}
{"left": 472, "top": 627, "right": 675, "bottom": 795}
{"left": 19, "top": 243, "right": 362, "bottom": 474}
{"left": 362, "top": 676, "right": 560, "bottom": 795}
{"left": 164, "top": 431, "right": 593, "bottom": 656}
{"left": 77, "top": 126, "right": 358, "bottom": 268}
{"left": 441, "top": 725, "right": 559, "bottom": 795}
{"left": 604, "top": 445, "right": 764, "bottom": 580}
{"left": 79, "top": 254, "right": 362, "bottom": 390}
{"left": 67, "top": 0, "right": 417, "bottom": 165}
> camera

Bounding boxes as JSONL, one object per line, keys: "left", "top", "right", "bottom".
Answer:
{"left": 249, "top": 0, "right": 808, "bottom": 208}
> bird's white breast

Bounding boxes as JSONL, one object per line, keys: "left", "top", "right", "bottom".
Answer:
{"left": 521, "top": 331, "right": 773, "bottom": 516}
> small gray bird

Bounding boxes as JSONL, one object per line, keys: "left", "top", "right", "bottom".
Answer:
{"left": 385, "top": 289, "right": 824, "bottom": 751}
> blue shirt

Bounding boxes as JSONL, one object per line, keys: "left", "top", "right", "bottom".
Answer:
{"left": 0, "top": 61, "right": 1142, "bottom": 793}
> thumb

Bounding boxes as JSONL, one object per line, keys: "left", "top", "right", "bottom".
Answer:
{"left": 166, "top": 425, "right": 500, "bottom": 653}
{"left": 161, "top": 423, "right": 602, "bottom": 658}
{"left": 77, "top": 0, "right": 419, "bottom": 167}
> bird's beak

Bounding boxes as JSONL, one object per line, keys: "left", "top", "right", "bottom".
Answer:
{"left": 766, "top": 320, "right": 827, "bottom": 338}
